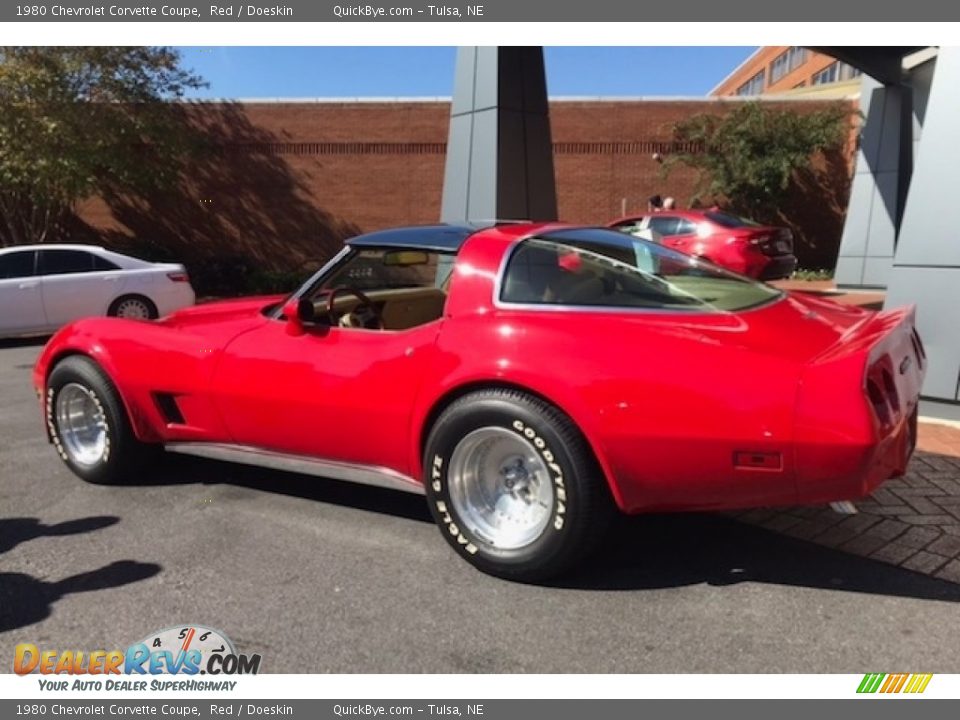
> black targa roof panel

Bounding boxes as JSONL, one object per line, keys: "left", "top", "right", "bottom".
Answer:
{"left": 347, "top": 224, "right": 485, "bottom": 252}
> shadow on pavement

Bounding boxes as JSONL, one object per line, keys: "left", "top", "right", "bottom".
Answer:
{"left": 0, "top": 516, "right": 119, "bottom": 555}
{"left": 129, "top": 454, "right": 433, "bottom": 524}
{"left": 0, "top": 336, "right": 49, "bottom": 349}
{"left": 126, "top": 455, "right": 960, "bottom": 602}
{"left": 0, "top": 560, "right": 162, "bottom": 633}
{"left": 555, "top": 513, "right": 960, "bottom": 601}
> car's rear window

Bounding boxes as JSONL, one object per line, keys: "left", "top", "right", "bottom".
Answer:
{"left": 499, "top": 228, "right": 781, "bottom": 313}
{"left": 705, "top": 210, "right": 762, "bottom": 229}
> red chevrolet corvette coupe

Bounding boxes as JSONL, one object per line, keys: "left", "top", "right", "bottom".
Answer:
{"left": 34, "top": 223, "right": 924, "bottom": 580}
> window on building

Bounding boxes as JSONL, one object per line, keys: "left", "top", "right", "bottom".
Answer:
{"left": 770, "top": 51, "right": 790, "bottom": 83}
{"left": 839, "top": 62, "right": 862, "bottom": 81}
{"left": 736, "top": 70, "right": 765, "bottom": 96}
{"left": 788, "top": 47, "right": 808, "bottom": 72}
{"left": 811, "top": 62, "right": 838, "bottom": 85}
{"left": 811, "top": 60, "right": 862, "bottom": 86}
{"left": 771, "top": 47, "right": 810, "bottom": 85}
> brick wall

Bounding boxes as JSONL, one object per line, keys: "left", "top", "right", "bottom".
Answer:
{"left": 73, "top": 98, "right": 853, "bottom": 282}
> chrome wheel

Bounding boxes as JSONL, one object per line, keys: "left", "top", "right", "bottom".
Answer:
{"left": 114, "top": 298, "right": 151, "bottom": 319}
{"left": 448, "top": 427, "right": 554, "bottom": 550}
{"left": 55, "top": 383, "right": 108, "bottom": 466}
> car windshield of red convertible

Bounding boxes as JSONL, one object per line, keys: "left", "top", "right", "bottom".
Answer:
{"left": 500, "top": 228, "right": 782, "bottom": 312}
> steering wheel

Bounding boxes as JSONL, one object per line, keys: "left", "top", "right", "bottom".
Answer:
{"left": 325, "top": 286, "right": 384, "bottom": 330}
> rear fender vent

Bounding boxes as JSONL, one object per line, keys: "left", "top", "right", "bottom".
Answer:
{"left": 154, "top": 392, "right": 186, "bottom": 425}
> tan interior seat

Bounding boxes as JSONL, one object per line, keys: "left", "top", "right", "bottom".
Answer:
{"left": 327, "top": 287, "right": 447, "bottom": 330}
{"left": 379, "top": 287, "right": 446, "bottom": 330}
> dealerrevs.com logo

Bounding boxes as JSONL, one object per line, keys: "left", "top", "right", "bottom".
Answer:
{"left": 14, "top": 625, "right": 261, "bottom": 688}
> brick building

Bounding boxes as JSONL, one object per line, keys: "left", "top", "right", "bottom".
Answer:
{"left": 74, "top": 97, "right": 853, "bottom": 291}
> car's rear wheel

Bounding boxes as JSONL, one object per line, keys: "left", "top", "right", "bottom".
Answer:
{"left": 108, "top": 295, "right": 157, "bottom": 320}
{"left": 423, "top": 389, "right": 613, "bottom": 582}
{"left": 46, "top": 355, "right": 153, "bottom": 484}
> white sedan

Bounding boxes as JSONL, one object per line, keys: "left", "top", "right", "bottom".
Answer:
{"left": 0, "top": 244, "right": 196, "bottom": 337}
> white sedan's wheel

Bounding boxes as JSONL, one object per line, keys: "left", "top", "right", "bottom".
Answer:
{"left": 110, "top": 296, "right": 157, "bottom": 320}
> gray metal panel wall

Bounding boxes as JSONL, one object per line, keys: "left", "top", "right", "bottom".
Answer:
{"left": 835, "top": 76, "right": 905, "bottom": 288}
{"left": 885, "top": 47, "right": 960, "bottom": 402}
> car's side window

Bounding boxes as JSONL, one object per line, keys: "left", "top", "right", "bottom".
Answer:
{"left": 0, "top": 251, "right": 37, "bottom": 280}
{"left": 499, "top": 231, "right": 782, "bottom": 312}
{"left": 92, "top": 255, "right": 121, "bottom": 271}
{"left": 38, "top": 250, "right": 94, "bottom": 276}
{"left": 500, "top": 238, "right": 681, "bottom": 308}
{"left": 675, "top": 219, "right": 698, "bottom": 235}
{"left": 647, "top": 216, "right": 681, "bottom": 236}
{"left": 612, "top": 221, "right": 644, "bottom": 235}
{"left": 320, "top": 249, "right": 452, "bottom": 293}
{"left": 305, "top": 248, "right": 456, "bottom": 331}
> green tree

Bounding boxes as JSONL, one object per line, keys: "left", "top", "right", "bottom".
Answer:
{"left": 665, "top": 102, "right": 852, "bottom": 218}
{"left": 0, "top": 47, "right": 205, "bottom": 246}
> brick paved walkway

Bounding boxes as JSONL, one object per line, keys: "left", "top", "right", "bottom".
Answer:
{"left": 734, "top": 420, "right": 960, "bottom": 584}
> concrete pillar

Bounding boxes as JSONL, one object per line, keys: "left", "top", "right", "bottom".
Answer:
{"left": 885, "top": 47, "right": 960, "bottom": 414}
{"left": 440, "top": 47, "right": 557, "bottom": 223}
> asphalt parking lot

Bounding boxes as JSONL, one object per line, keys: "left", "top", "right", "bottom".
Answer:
{"left": 2, "top": 339, "right": 959, "bottom": 673}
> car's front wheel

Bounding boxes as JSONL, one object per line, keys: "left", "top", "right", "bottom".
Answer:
{"left": 46, "top": 355, "right": 153, "bottom": 484}
{"left": 423, "top": 389, "right": 613, "bottom": 582}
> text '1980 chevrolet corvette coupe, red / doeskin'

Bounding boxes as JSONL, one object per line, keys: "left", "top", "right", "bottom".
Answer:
{"left": 34, "top": 223, "right": 925, "bottom": 581}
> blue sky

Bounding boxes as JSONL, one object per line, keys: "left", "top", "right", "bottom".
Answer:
{"left": 176, "top": 47, "right": 756, "bottom": 99}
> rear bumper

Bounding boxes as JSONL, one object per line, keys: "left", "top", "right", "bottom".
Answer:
{"left": 759, "top": 255, "right": 798, "bottom": 281}
{"left": 155, "top": 284, "right": 197, "bottom": 318}
{"left": 792, "top": 305, "right": 925, "bottom": 505}
{"left": 791, "top": 405, "right": 918, "bottom": 506}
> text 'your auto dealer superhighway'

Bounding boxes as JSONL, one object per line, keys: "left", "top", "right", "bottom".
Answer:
{"left": 22, "top": 4, "right": 293, "bottom": 17}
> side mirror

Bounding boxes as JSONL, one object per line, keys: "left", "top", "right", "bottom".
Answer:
{"left": 281, "top": 298, "right": 308, "bottom": 336}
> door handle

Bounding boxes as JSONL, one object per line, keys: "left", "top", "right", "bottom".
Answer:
{"left": 18, "top": 281, "right": 38, "bottom": 289}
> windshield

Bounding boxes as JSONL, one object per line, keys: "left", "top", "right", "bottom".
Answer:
{"left": 317, "top": 248, "right": 455, "bottom": 293}
{"left": 500, "top": 228, "right": 781, "bottom": 313}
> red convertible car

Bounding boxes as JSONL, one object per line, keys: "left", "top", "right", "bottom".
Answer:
{"left": 608, "top": 209, "right": 798, "bottom": 280}
{"left": 34, "top": 223, "right": 924, "bottom": 581}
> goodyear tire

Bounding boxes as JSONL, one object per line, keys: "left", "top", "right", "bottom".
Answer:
{"left": 424, "top": 389, "right": 613, "bottom": 582}
{"left": 46, "top": 355, "right": 152, "bottom": 485}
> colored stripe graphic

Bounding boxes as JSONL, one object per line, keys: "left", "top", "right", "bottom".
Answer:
{"left": 181, "top": 627, "right": 196, "bottom": 653}
{"left": 857, "top": 673, "right": 932, "bottom": 694}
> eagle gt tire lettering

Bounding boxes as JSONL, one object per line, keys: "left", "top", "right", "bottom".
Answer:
{"left": 423, "top": 388, "right": 613, "bottom": 581}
